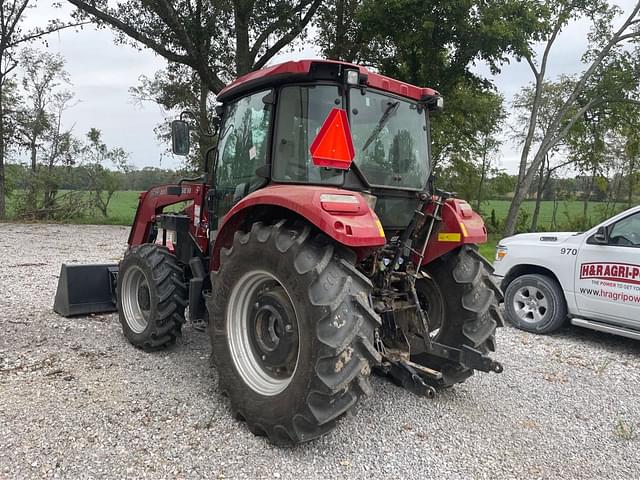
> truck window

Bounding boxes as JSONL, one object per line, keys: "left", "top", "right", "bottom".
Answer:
{"left": 609, "top": 212, "right": 640, "bottom": 247}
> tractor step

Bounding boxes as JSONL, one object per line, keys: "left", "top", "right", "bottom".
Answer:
{"left": 53, "top": 264, "right": 119, "bottom": 317}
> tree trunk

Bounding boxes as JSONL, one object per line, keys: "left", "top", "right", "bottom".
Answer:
{"left": 504, "top": 151, "right": 543, "bottom": 236}
{"left": 551, "top": 190, "right": 559, "bottom": 230}
{"left": 198, "top": 82, "right": 210, "bottom": 171}
{"left": 0, "top": 77, "right": 6, "bottom": 219}
{"left": 475, "top": 139, "right": 488, "bottom": 212}
{"left": 530, "top": 157, "right": 547, "bottom": 232}
{"left": 582, "top": 163, "right": 597, "bottom": 221}
{"left": 234, "top": 4, "right": 251, "bottom": 76}
{"left": 628, "top": 156, "right": 636, "bottom": 208}
{"left": 30, "top": 140, "right": 37, "bottom": 171}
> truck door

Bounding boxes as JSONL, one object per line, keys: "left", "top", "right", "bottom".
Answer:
{"left": 574, "top": 211, "right": 640, "bottom": 326}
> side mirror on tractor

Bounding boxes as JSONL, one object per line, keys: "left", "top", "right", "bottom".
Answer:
{"left": 171, "top": 119, "right": 190, "bottom": 156}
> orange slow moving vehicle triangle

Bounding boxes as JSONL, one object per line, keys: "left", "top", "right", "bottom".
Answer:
{"left": 309, "top": 108, "right": 355, "bottom": 169}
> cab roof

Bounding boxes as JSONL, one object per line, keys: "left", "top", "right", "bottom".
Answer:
{"left": 217, "top": 59, "right": 439, "bottom": 103}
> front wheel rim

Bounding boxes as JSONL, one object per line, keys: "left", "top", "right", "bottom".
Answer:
{"left": 227, "top": 270, "right": 300, "bottom": 396}
{"left": 513, "top": 285, "right": 549, "bottom": 324}
{"left": 120, "top": 265, "right": 152, "bottom": 334}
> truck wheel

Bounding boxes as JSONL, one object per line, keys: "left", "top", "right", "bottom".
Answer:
{"left": 208, "top": 221, "right": 381, "bottom": 445}
{"left": 504, "top": 273, "right": 567, "bottom": 334}
{"left": 414, "top": 245, "right": 503, "bottom": 386}
{"left": 117, "top": 244, "right": 187, "bottom": 350}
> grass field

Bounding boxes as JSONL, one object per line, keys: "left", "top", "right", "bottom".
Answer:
{"left": 6, "top": 190, "right": 635, "bottom": 261}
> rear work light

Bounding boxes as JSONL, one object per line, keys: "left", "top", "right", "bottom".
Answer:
{"left": 345, "top": 69, "right": 359, "bottom": 85}
{"left": 320, "top": 194, "right": 360, "bottom": 213}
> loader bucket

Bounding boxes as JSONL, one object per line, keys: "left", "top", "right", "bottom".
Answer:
{"left": 53, "top": 264, "right": 119, "bottom": 317}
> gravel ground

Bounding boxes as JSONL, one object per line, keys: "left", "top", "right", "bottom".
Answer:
{"left": 1, "top": 222, "right": 639, "bottom": 479}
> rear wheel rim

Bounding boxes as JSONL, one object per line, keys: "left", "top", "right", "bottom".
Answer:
{"left": 417, "top": 276, "right": 444, "bottom": 338}
{"left": 227, "top": 270, "right": 300, "bottom": 396}
{"left": 120, "top": 265, "right": 151, "bottom": 334}
{"left": 513, "top": 286, "right": 549, "bottom": 324}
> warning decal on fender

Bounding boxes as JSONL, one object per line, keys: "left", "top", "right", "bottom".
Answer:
{"left": 438, "top": 232, "right": 461, "bottom": 242}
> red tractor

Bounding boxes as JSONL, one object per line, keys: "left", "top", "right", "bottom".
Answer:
{"left": 55, "top": 59, "right": 503, "bottom": 444}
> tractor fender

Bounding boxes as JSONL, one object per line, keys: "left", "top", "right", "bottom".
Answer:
{"left": 420, "top": 198, "right": 488, "bottom": 265}
{"left": 211, "top": 184, "right": 386, "bottom": 270}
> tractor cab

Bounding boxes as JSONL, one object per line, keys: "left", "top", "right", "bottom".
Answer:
{"left": 172, "top": 60, "right": 443, "bottom": 235}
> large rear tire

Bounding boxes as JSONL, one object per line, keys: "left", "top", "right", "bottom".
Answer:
{"left": 414, "top": 245, "right": 503, "bottom": 386}
{"left": 117, "top": 244, "right": 187, "bottom": 350}
{"left": 207, "top": 220, "right": 381, "bottom": 445}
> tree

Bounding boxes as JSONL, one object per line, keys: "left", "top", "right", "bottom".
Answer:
{"left": 315, "top": 0, "right": 364, "bottom": 63}
{"left": 503, "top": 0, "right": 640, "bottom": 236}
{"left": 130, "top": 62, "right": 215, "bottom": 170}
{"left": 16, "top": 48, "right": 70, "bottom": 172}
{"left": 67, "top": 0, "right": 322, "bottom": 93}
{"left": 0, "top": 0, "right": 86, "bottom": 218}
{"left": 82, "top": 128, "right": 129, "bottom": 217}
{"left": 317, "top": 0, "right": 547, "bottom": 94}
{"left": 430, "top": 85, "right": 505, "bottom": 209}
{"left": 511, "top": 78, "right": 577, "bottom": 231}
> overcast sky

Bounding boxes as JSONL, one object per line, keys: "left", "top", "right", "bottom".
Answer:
{"left": 21, "top": 1, "right": 637, "bottom": 173}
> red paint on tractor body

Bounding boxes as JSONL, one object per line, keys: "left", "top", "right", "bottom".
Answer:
{"left": 419, "top": 198, "right": 488, "bottom": 265}
{"left": 211, "top": 184, "right": 386, "bottom": 270}
{"left": 128, "top": 183, "right": 209, "bottom": 252}
{"left": 218, "top": 59, "right": 439, "bottom": 102}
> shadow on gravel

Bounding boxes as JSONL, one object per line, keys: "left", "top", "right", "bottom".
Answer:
{"left": 546, "top": 323, "right": 640, "bottom": 355}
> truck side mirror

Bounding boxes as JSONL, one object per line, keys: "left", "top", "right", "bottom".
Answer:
{"left": 171, "top": 120, "right": 190, "bottom": 156}
{"left": 591, "top": 226, "right": 609, "bottom": 244}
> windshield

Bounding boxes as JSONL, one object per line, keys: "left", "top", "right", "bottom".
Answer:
{"left": 272, "top": 85, "right": 344, "bottom": 185}
{"left": 349, "top": 89, "right": 430, "bottom": 190}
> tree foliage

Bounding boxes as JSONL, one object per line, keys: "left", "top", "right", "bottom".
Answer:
{"left": 503, "top": 0, "right": 640, "bottom": 236}
{"left": 130, "top": 62, "right": 216, "bottom": 170}
{"left": 67, "top": 0, "right": 322, "bottom": 92}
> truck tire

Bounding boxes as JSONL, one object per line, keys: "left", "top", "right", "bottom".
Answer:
{"left": 117, "top": 244, "right": 187, "bottom": 350}
{"left": 414, "top": 245, "right": 503, "bottom": 386}
{"left": 504, "top": 273, "right": 567, "bottom": 334}
{"left": 207, "top": 220, "right": 381, "bottom": 445}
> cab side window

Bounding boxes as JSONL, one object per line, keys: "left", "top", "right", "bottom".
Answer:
{"left": 215, "top": 91, "right": 272, "bottom": 227}
{"left": 609, "top": 212, "right": 640, "bottom": 247}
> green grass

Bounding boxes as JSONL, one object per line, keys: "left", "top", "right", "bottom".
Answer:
{"left": 478, "top": 233, "right": 501, "bottom": 261}
{"left": 477, "top": 199, "right": 628, "bottom": 230}
{"left": 77, "top": 190, "right": 141, "bottom": 225}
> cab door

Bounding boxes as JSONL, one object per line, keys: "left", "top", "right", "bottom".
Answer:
{"left": 574, "top": 211, "right": 640, "bottom": 326}
{"left": 213, "top": 90, "right": 273, "bottom": 230}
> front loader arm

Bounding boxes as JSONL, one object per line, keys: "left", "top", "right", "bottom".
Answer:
{"left": 128, "top": 183, "right": 206, "bottom": 247}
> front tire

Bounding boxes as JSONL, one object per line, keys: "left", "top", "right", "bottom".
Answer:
{"left": 117, "top": 244, "right": 187, "bottom": 350}
{"left": 504, "top": 273, "right": 567, "bottom": 333}
{"left": 208, "top": 221, "right": 381, "bottom": 445}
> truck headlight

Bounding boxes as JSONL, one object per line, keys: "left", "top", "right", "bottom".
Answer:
{"left": 495, "top": 245, "right": 508, "bottom": 261}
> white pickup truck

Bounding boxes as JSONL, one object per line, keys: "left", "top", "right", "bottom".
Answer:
{"left": 493, "top": 205, "right": 640, "bottom": 339}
